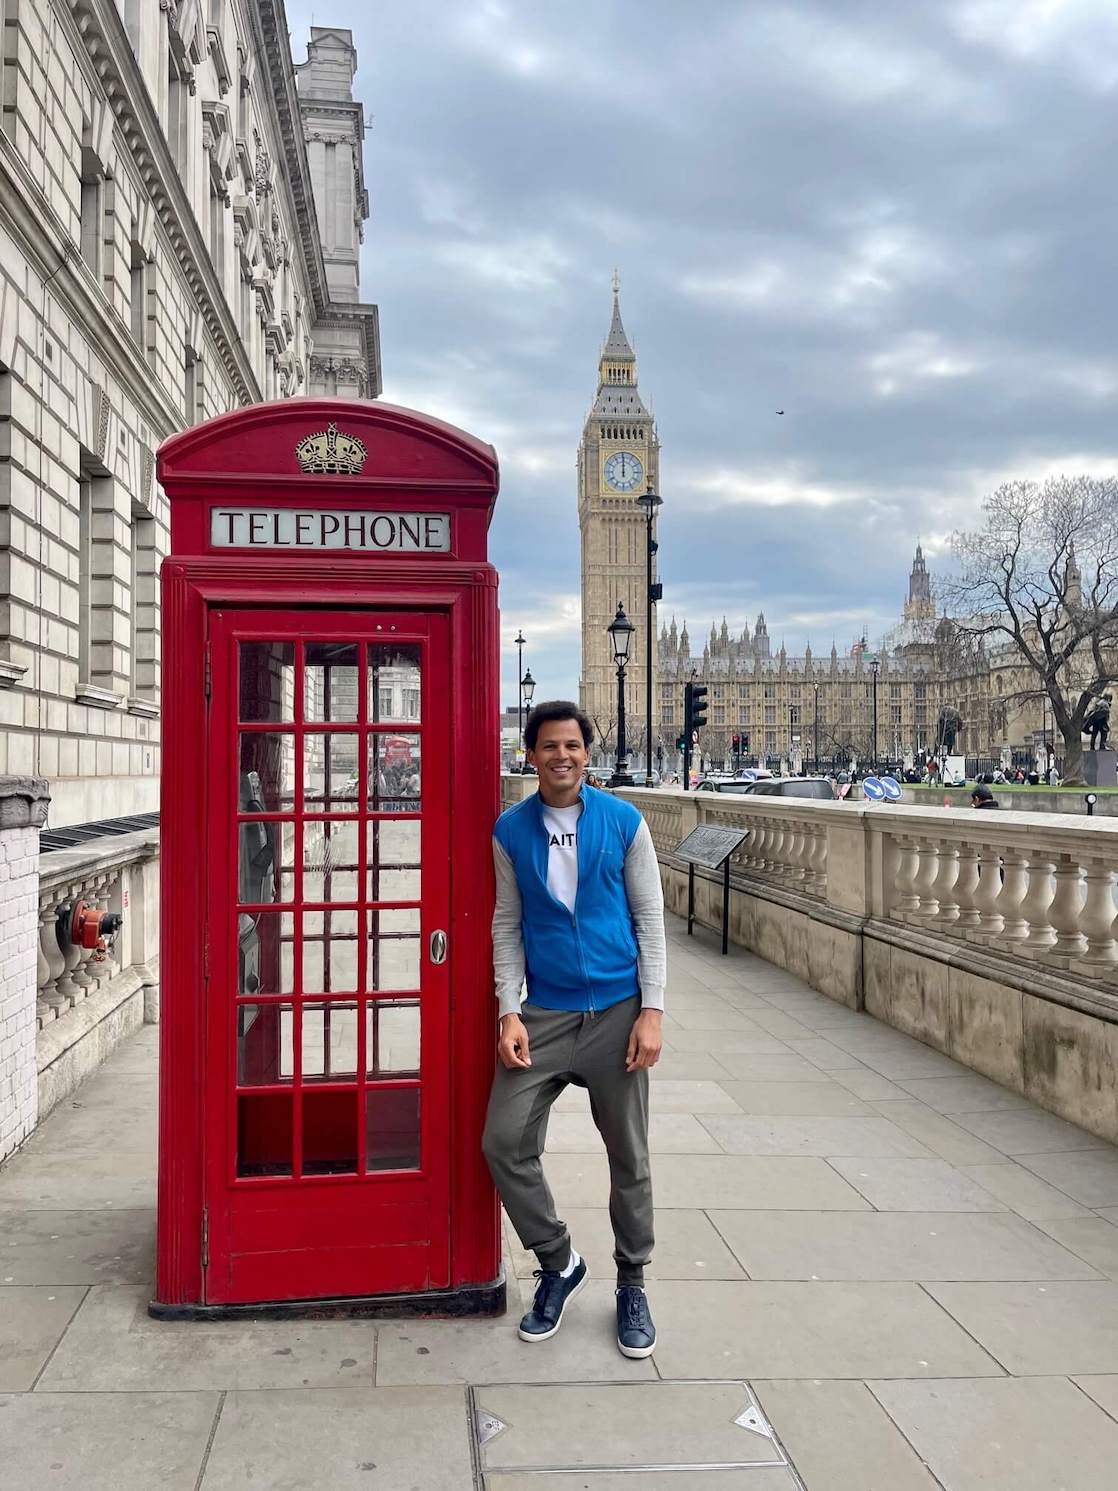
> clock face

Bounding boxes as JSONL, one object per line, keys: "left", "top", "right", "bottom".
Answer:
{"left": 604, "top": 451, "right": 644, "bottom": 492}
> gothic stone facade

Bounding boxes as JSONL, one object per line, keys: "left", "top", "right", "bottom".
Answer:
{"left": 0, "top": 4, "right": 378, "bottom": 826}
{"left": 577, "top": 284, "right": 660, "bottom": 757}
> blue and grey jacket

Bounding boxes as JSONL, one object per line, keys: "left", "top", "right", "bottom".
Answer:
{"left": 492, "top": 786, "right": 666, "bottom": 1017}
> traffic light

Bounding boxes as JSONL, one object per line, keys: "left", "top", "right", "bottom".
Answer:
{"left": 732, "top": 733, "right": 741, "bottom": 751}
{"left": 689, "top": 682, "right": 709, "bottom": 733}
{"left": 675, "top": 734, "right": 686, "bottom": 752}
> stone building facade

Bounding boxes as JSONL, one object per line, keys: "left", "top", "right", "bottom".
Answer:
{"left": 0, "top": 3, "right": 378, "bottom": 828}
{"left": 577, "top": 279, "right": 661, "bottom": 755}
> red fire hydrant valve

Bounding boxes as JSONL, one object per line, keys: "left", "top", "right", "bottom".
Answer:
{"left": 57, "top": 900, "right": 124, "bottom": 953}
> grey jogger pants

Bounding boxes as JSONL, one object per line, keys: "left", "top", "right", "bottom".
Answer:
{"left": 482, "top": 994, "right": 653, "bottom": 1286}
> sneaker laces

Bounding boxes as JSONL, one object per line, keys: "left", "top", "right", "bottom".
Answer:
{"left": 530, "top": 1268, "right": 563, "bottom": 1313}
{"left": 620, "top": 1287, "right": 650, "bottom": 1331}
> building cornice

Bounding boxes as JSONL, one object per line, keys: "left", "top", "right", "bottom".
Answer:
{"left": 68, "top": 0, "right": 261, "bottom": 407}
{"left": 249, "top": 0, "right": 331, "bottom": 320}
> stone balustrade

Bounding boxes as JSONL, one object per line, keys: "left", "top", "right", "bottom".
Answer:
{"left": 35, "top": 828, "right": 160, "bottom": 1117}
{"left": 500, "top": 776, "right": 1118, "bottom": 1141}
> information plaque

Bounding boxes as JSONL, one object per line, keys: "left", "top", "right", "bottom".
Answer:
{"left": 674, "top": 825, "right": 750, "bottom": 954}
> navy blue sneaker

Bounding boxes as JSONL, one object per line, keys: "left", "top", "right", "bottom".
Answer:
{"left": 616, "top": 1285, "right": 656, "bottom": 1358}
{"left": 518, "top": 1258, "right": 588, "bottom": 1342}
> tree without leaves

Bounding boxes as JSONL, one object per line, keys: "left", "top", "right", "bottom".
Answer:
{"left": 946, "top": 476, "right": 1118, "bottom": 784}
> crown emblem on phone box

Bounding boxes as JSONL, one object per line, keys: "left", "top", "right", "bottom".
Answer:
{"left": 295, "top": 421, "right": 368, "bottom": 475}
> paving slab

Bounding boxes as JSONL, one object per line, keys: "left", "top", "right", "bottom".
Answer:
{"left": 716, "top": 1053, "right": 835, "bottom": 1083}
{"left": 927, "top": 1280, "right": 1118, "bottom": 1373}
{"left": 0, "top": 1149, "right": 155, "bottom": 1209}
{"left": 20, "top": 1099, "right": 158, "bottom": 1156}
{"left": 666, "top": 1007, "right": 774, "bottom": 1032}
{"left": 956, "top": 1162, "right": 1094, "bottom": 1220}
{"left": 754, "top": 1379, "right": 940, "bottom": 1491}
{"left": 545, "top": 1112, "right": 721, "bottom": 1153}
{"left": 829, "top": 1068, "right": 911, "bottom": 1101}
{"left": 0, "top": 1285, "right": 87, "bottom": 1389}
{"left": 0, "top": 1206, "right": 155, "bottom": 1284}
{"left": 476, "top": 1381, "right": 789, "bottom": 1472}
{"left": 659, "top": 1030, "right": 792, "bottom": 1055}
{"left": 375, "top": 1281, "right": 656, "bottom": 1385}
{"left": 199, "top": 1387, "right": 473, "bottom": 1491}
{"left": 646, "top": 1280, "right": 1003, "bottom": 1379}
{"left": 38, "top": 1284, "right": 376, "bottom": 1391}
{"left": 778, "top": 1038, "right": 866, "bottom": 1069}
{"left": 894, "top": 1074, "right": 1034, "bottom": 1112}
{"left": 870, "top": 1374, "right": 1118, "bottom": 1491}
{"left": 1071, "top": 1374, "right": 1118, "bottom": 1421}
{"left": 716, "top": 1081, "right": 873, "bottom": 1117}
{"left": 1019, "top": 1148, "right": 1118, "bottom": 1207}
{"left": 0, "top": 1390, "right": 218, "bottom": 1491}
{"left": 485, "top": 1474, "right": 798, "bottom": 1490}
{"left": 869, "top": 1101, "right": 1006, "bottom": 1165}
{"left": 1031, "top": 1217, "right": 1118, "bottom": 1279}
{"left": 506, "top": 1207, "right": 747, "bottom": 1281}
{"left": 606, "top": 1153, "right": 873, "bottom": 1210}
{"left": 1096, "top": 1207, "right": 1118, "bottom": 1225}
{"left": 710, "top": 1208, "right": 1102, "bottom": 1281}
{"left": 700, "top": 1114, "right": 936, "bottom": 1159}
{"left": 949, "top": 1107, "right": 1110, "bottom": 1155}
{"left": 651, "top": 1050, "right": 738, "bottom": 1080}
{"left": 828, "top": 1156, "right": 1006, "bottom": 1211}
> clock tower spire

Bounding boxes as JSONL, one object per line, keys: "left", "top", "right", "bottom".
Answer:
{"left": 578, "top": 278, "right": 661, "bottom": 765}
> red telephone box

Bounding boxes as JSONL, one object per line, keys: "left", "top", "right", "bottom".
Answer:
{"left": 151, "top": 399, "right": 503, "bottom": 1317}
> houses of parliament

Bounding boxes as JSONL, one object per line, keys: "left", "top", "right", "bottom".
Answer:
{"left": 578, "top": 289, "right": 1024, "bottom": 767}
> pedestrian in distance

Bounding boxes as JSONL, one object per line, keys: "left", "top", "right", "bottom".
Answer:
{"left": 483, "top": 700, "right": 666, "bottom": 1359}
{"left": 971, "top": 784, "right": 1000, "bottom": 809}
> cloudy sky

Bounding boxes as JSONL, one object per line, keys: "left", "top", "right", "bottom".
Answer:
{"left": 288, "top": 0, "right": 1118, "bottom": 704}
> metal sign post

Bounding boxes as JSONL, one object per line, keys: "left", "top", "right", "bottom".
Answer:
{"left": 674, "top": 824, "right": 750, "bottom": 955}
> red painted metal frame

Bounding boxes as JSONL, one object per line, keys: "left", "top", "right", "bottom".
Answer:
{"left": 154, "top": 400, "right": 501, "bottom": 1310}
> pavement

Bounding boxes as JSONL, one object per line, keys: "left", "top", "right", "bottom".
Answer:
{"left": 4, "top": 913, "right": 1118, "bottom": 1489}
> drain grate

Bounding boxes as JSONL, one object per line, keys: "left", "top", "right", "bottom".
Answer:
{"left": 468, "top": 1380, "right": 808, "bottom": 1487}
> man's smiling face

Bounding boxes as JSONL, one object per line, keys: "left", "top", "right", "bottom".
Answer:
{"left": 528, "top": 718, "right": 590, "bottom": 806}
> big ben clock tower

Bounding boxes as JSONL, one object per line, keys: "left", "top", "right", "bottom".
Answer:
{"left": 578, "top": 276, "right": 660, "bottom": 758}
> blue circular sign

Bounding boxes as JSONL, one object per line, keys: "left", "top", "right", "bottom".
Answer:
{"left": 880, "top": 775, "right": 903, "bottom": 802}
{"left": 862, "top": 776, "right": 886, "bottom": 801}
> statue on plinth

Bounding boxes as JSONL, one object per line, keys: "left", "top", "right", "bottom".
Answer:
{"left": 1086, "top": 693, "right": 1112, "bottom": 752}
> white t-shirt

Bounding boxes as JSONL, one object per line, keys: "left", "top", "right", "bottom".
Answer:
{"left": 541, "top": 802, "right": 580, "bottom": 913}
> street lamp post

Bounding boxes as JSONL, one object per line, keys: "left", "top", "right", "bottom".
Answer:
{"left": 867, "top": 654, "right": 880, "bottom": 772}
{"left": 813, "top": 684, "right": 820, "bottom": 774}
{"left": 607, "top": 602, "right": 635, "bottom": 788}
{"left": 521, "top": 667, "right": 536, "bottom": 716}
{"left": 636, "top": 483, "right": 663, "bottom": 786}
{"left": 514, "top": 629, "right": 526, "bottom": 766}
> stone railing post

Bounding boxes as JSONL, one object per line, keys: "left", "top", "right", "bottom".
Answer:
{"left": 0, "top": 776, "right": 50, "bottom": 1163}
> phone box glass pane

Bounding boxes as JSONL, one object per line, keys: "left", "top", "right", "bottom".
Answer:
{"left": 302, "top": 1001, "right": 358, "bottom": 1081}
{"left": 237, "top": 1091, "right": 293, "bottom": 1177}
{"left": 369, "top": 734, "right": 420, "bottom": 810}
{"left": 302, "top": 910, "right": 359, "bottom": 994}
{"left": 239, "top": 641, "right": 295, "bottom": 722}
{"left": 368, "top": 644, "right": 421, "bottom": 724}
{"left": 239, "top": 820, "right": 295, "bottom": 905}
{"left": 367, "top": 1000, "right": 420, "bottom": 1076}
{"left": 302, "top": 1089, "right": 358, "bottom": 1175}
{"left": 304, "top": 819, "right": 359, "bottom": 903}
{"left": 367, "top": 819, "right": 420, "bottom": 900}
{"left": 305, "top": 642, "right": 359, "bottom": 723}
{"left": 240, "top": 734, "right": 297, "bottom": 812}
{"left": 304, "top": 732, "right": 360, "bottom": 813}
{"left": 238, "top": 911, "right": 294, "bottom": 996}
{"left": 367, "top": 907, "right": 420, "bottom": 991}
{"left": 237, "top": 1003, "right": 294, "bottom": 1084}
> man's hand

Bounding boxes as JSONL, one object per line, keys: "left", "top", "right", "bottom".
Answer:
{"left": 498, "top": 1012, "right": 532, "bottom": 1069}
{"left": 625, "top": 1009, "right": 663, "bottom": 1072}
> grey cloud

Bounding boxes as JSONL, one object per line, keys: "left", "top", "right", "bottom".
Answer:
{"left": 286, "top": 0, "right": 1118, "bottom": 701}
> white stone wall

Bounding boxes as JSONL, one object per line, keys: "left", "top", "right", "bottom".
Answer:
{"left": 0, "top": 820, "right": 41, "bottom": 1162}
{"left": 0, "top": 3, "right": 376, "bottom": 827}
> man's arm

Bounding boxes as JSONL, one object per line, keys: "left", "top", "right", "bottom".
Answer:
{"left": 623, "top": 819, "right": 666, "bottom": 1012}
{"left": 492, "top": 837, "right": 526, "bottom": 1019}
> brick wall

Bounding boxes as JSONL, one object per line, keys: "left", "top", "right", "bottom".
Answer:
{"left": 0, "top": 777, "right": 49, "bottom": 1163}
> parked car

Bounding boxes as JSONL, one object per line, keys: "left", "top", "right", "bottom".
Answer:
{"left": 696, "top": 775, "right": 836, "bottom": 801}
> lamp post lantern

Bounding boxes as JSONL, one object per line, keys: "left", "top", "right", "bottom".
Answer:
{"left": 607, "top": 602, "right": 635, "bottom": 788}
{"left": 867, "top": 653, "right": 880, "bottom": 772}
{"left": 635, "top": 482, "right": 663, "bottom": 787}
{"left": 521, "top": 667, "right": 536, "bottom": 711}
{"left": 514, "top": 628, "right": 526, "bottom": 766}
